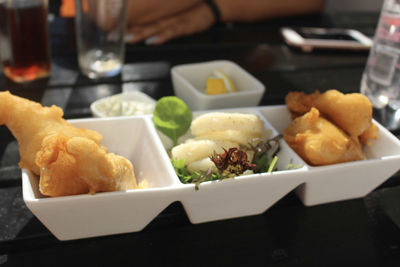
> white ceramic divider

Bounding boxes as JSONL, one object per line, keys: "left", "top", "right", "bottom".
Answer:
{"left": 22, "top": 106, "right": 400, "bottom": 240}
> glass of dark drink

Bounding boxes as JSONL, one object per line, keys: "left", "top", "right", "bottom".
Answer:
{"left": 0, "top": 0, "right": 51, "bottom": 83}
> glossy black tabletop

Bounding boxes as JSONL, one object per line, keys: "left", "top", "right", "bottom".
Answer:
{"left": 1, "top": 11, "right": 400, "bottom": 267}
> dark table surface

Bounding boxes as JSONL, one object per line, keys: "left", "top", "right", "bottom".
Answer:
{"left": 1, "top": 12, "right": 400, "bottom": 267}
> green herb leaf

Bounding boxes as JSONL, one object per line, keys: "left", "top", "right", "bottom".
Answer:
{"left": 267, "top": 156, "right": 278, "bottom": 173}
{"left": 171, "top": 159, "right": 230, "bottom": 190}
{"left": 153, "top": 96, "right": 192, "bottom": 146}
{"left": 286, "top": 162, "right": 303, "bottom": 170}
{"left": 255, "top": 154, "right": 268, "bottom": 173}
{"left": 171, "top": 158, "right": 192, "bottom": 183}
{"left": 251, "top": 134, "right": 282, "bottom": 174}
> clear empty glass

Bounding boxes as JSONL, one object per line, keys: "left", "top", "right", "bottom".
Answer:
{"left": 74, "top": 0, "right": 127, "bottom": 79}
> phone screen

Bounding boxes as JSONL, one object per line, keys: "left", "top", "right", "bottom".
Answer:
{"left": 298, "top": 30, "right": 358, "bottom": 41}
{"left": 280, "top": 27, "right": 372, "bottom": 52}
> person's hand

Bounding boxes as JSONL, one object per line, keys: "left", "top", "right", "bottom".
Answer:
{"left": 125, "top": 2, "right": 216, "bottom": 45}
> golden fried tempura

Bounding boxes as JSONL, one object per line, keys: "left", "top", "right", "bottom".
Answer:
{"left": 359, "top": 123, "right": 379, "bottom": 146}
{"left": 284, "top": 91, "right": 320, "bottom": 117}
{"left": 0, "top": 91, "right": 137, "bottom": 196}
{"left": 285, "top": 89, "right": 373, "bottom": 137}
{"left": 36, "top": 134, "right": 137, "bottom": 196}
{"left": 0, "top": 91, "right": 101, "bottom": 175}
{"left": 284, "top": 108, "right": 365, "bottom": 166}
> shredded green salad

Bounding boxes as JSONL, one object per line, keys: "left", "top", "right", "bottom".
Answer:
{"left": 171, "top": 134, "right": 282, "bottom": 190}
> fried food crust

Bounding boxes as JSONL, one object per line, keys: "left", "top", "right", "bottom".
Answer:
{"left": 359, "top": 123, "right": 379, "bottom": 146}
{"left": 0, "top": 91, "right": 137, "bottom": 196}
{"left": 0, "top": 91, "right": 102, "bottom": 175}
{"left": 36, "top": 134, "right": 137, "bottom": 196}
{"left": 285, "top": 89, "right": 373, "bottom": 137}
{"left": 284, "top": 108, "right": 365, "bottom": 166}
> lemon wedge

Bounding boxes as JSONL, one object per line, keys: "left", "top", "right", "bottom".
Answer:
{"left": 213, "top": 70, "right": 237, "bottom": 92}
{"left": 206, "top": 78, "right": 227, "bottom": 95}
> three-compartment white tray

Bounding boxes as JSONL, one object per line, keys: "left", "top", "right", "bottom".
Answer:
{"left": 22, "top": 105, "right": 400, "bottom": 240}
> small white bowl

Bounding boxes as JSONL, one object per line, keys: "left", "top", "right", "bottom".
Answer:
{"left": 171, "top": 60, "right": 265, "bottom": 110}
{"left": 90, "top": 91, "right": 156, "bottom": 118}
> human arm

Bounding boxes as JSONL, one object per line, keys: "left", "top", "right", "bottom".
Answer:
{"left": 214, "top": 0, "right": 326, "bottom": 22}
{"left": 126, "top": 0, "right": 203, "bottom": 25}
{"left": 125, "top": 0, "right": 326, "bottom": 45}
{"left": 125, "top": 2, "right": 215, "bottom": 45}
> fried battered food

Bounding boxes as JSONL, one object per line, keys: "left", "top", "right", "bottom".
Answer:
{"left": 284, "top": 90, "right": 320, "bottom": 117}
{"left": 0, "top": 91, "right": 102, "bottom": 175}
{"left": 36, "top": 134, "right": 137, "bottom": 196}
{"left": 285, "top": 90, "right": 373, "bottom": 137}
{"left": 359, "top": 123, "right": 379, "bottom": 146}
{"left": 0, "top": 91, "right": 137, "bottom": 196}
{"left": 284, "top": 108, "right": 365, "bottom": 166}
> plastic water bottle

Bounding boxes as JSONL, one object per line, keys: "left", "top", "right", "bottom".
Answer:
{"left": 361, "top": 0, "right": 400, "bottom": 112}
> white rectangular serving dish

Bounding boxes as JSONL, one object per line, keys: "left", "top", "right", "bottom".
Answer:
{"left": 22, "top": 106, "right": 400, "bottom": 240}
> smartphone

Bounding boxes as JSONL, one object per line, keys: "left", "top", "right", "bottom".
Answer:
{"left": 280, "top": 27, "right": 373, "bottom": 52}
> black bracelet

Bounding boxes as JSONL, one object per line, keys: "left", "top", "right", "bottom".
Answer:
{"left": 204, "top": 0, "right": 221, "bottom": 23}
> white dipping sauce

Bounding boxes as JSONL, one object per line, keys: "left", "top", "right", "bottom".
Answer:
{"left": 96, "top": 96, "right": 155, "bottom": 116}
